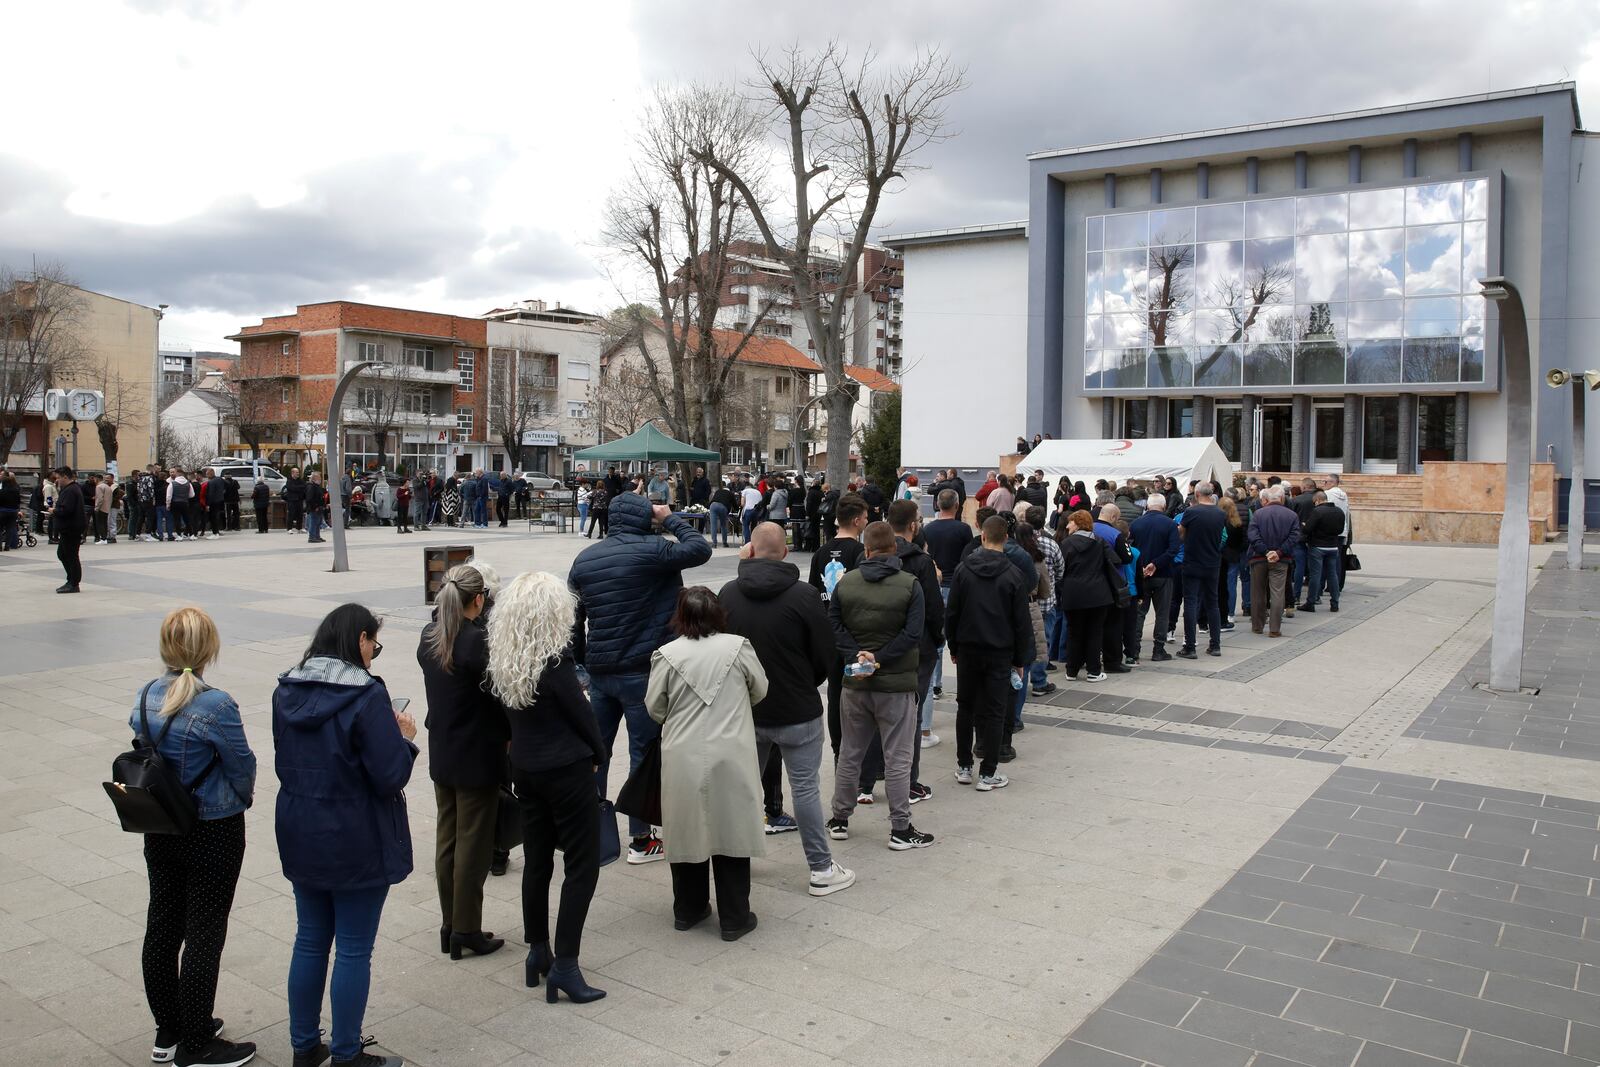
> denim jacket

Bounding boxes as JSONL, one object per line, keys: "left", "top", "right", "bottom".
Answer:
{"left": 128, "top": 674, "right": 257, "bottom": 820}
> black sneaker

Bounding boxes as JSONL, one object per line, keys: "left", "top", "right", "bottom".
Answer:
{"left": 888, "top": 824, "right": 935, "bottom": 850}
{"left": 332, "top": 1037, "right": 403, "bottom": 1067}
{"left": 1176, "top": 647, "right": 1198, "bottom": 660}
{"left": 909, "top": 782, "right": 933, "bottom": 804}
{"left": 932, "top": 685, "right": 943, "bottom": 698}
{"left": 1123, "top": 656, "right": 1138, "bottom": 669}
{"left": 1298, "top": 603, "right": 1317, "bottom": 613}
{"left": 154, "top": 1019, "right": 224, "bottom": 1062}
{"left": 1030, "top": 682, "right": 1057, "bottom": 697}
{"left": 174, "top": 1037, "right": 256, "bottom": 1067}
{"left": 292, "top": 1042, "right": 331, "bottom": 1067}
{"left": 1000, "top": 745, "right": 1017, "bottom": 763}
{"left": 826, "top": 818, "right": 849, "bottom": 840}
{"left": 1206, "top": 647, "right": 1222, "bottom": 657}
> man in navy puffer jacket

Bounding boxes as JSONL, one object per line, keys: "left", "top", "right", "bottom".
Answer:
{"left": 569, "top": 490, "right": 710, "bottom": 862}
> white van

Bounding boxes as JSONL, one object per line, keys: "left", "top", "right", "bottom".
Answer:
{"left": 206, "top": 458, "right": 287, "bottom": 497}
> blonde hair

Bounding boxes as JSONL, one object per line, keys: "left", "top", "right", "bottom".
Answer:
{"left": 487, "top": 572, "right": 576, "bottom": 710}
{"left": 426, "top": 564, "right": 487, "bottom": 672}
{"left": 465, "top": 556, "right": 502, "bottom": 598}
{"left": 158, "top": 607, "right": 220, "bottom": 717}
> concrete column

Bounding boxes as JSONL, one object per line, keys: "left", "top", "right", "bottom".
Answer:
{"left": 1150, "top": 168, "right": 1163, "bottom": 204}
{"left": 1241, "top": 394, "right": 1259, "bottom": 469}
{"left": 1196, "top": 396, "right": 1215, "bottom": 437}
{"left": 1147, "top": 397, "right": 1164, "bottom": 439}
{"left": 1245, "top": 157, "right": 1260, "bottom": 194}
{"left": 1458, "top": 132, "right": 1473, "bottom": 171}
{"left": 1348, "top": 145, "right": 1362, "bottom": 184}
{"left": 1294, "top": 151, "right": 1308, "bottom": 190}
{"left": 1403, "top": 138, "right": 1419, "bottom": 178}
{"left": 1397, "top": 393, "right": 1418, "bottom": 474}
{"left": 1454, "top": 391, "right": 1469, "bottom": 460}
{"left": 1197, "top": 162, "right": 1210, "bottom": 199}
{"left": 1343, "top": 394, "right": 1361, "bottom": 473}
{"left": 1290, "top": 395, "right": 1308, "bottom": 472}
{"left": 1104, "top": 173, "right": 1116, "bottom": 209}
{"left": 1102, "top": 399, "right": 1115, "bottom": 439}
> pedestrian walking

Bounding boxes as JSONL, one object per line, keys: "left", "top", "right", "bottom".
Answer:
{"left": 48, "top": 466, "right": 85, "bottom": 592}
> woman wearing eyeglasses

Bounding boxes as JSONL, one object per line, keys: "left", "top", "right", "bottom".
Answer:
{"left": 273, "top": 604, "right": 417, "bottom": 1067}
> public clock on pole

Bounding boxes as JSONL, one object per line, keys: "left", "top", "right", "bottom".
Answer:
{"left": 66, "top": 389, "right": 104, "bottom": 422}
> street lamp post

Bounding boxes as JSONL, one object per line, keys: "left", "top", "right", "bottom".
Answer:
{"left": 1479, "top": 277, "right": 1532, "bottom": 693}
{"left": 1544, "top": 368, "right": 1599, "bottom": 570}
{"left": 327, "top": 360, "right": 379, "bottom": 573}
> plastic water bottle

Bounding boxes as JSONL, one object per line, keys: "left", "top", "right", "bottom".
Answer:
{"left": 844, "top": 661, "right": 878, "bottom": 678}
{"left": 1010, "top": 671, "right": 1024, "bottom": 691}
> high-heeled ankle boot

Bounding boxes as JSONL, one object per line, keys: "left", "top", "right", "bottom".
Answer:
{"left": 439, "top": 926, "right": 451, "bottom": 954}
{"left": 449, "top": 930, "right": 505, "bottom": 960}
{"left": 524, "top": 942, "right": 552, "bottom": 988}
{"left": 545, "top": 958, "right": 606, "bottom": 1004}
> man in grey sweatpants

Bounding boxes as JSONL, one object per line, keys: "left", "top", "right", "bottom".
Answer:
{"left": 826, "top": 521, "right": 935, "bottom": 851}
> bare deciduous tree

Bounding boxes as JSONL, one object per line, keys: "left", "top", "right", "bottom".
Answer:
{"left": 693, "top": 45, "right": 964, "bottom": 486}
{"left": 344, "top": 362, "right": 423, "bottom": 472}
{"left": 589, "top": 359, "right": 661, "bottom": 441}
{"left": 228, "top": 367, "right": 291, "bottom": 461}
{"left": 488, "top": 348, "right": 560, "bottom": 468}
{"left": 0, "top": 263, "right": 87, "bottom": 465}
{"left": 94, "top": 357, "right": 152, "bottom": 470}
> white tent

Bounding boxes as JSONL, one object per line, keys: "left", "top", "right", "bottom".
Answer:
{"left": 1017, "top": 437, "right": 1233, "bottom": 489}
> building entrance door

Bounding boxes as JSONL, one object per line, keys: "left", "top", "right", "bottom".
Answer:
{"left": 1312, "top": 405, "right": 1345, "bottom": 472}
{"left": 1362, "top": 396, "right": 1399, "bottom": 473}
{"left": 1258, "top": 403, "right": 1293, "bottom": 471}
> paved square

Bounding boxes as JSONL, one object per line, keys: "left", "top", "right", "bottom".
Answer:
{"left": 1, "top": 527, "right": 1597, "bottom": 1066}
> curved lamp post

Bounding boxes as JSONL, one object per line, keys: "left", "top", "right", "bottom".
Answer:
{"left": 1478, "top": 278, "right": 1531, "bottom": 692}
{"left": 326, "top": 360, "right": 379, "bottom": 573}
{"left": 1544, "top": 368, "right": 1598, "bottom": 570}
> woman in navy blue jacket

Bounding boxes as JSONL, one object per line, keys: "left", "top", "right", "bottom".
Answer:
{"left": 273, "top": 604, "right": 417, "bottom": 1067}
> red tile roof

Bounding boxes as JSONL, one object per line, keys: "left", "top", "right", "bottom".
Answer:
{"left": 845, "top": 365, "right": 900, "bottom": 391}
{"left": 648, "top": 320, "right": 823, "bottom": 373}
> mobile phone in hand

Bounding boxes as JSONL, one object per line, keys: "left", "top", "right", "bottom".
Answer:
{"left": 392, "top": 698, "right": 410, "bottom": 715}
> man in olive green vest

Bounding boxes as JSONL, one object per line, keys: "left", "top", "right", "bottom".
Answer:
{"left": 825, "top": 522, "right": 935, "bottom": 850}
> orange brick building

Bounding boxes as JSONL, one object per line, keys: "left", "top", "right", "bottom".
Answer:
{"left": 228, "top": 301, "right": 489, "bottom": 475}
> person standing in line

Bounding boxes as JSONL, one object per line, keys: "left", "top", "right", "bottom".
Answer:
{"left": 824, "top": 521, "right": 934, "bottom": 851}
{"left": 0, "top": 469, "right": 19, "bottom": 550}
{"left": 709, "top": 481, "right": 735, "bottom": 547}
{"left": 920, "top": 488, "right": 971, "bottom": 717}
{"left": 859, "top": 477, "right": 886, "bottom": 524}
{"left": 646, "top": 587, "right": 769, "bottom": 940}
{"left": 587, "top": 483, "right": 609, "bottom": 538}
{"left": 1299, "top": 490, "right": 1345, "bottom": 613}
{"left": 887, "top": 499, "right": 943, "bottom": 803}
{"left": 496, "top": 473, "right": 512, "bottom": 527}
{"left": 136, "top": 608, "right": 259, "bottom": 1067}
{"left": 1246, "top": 485, "right": 1299, "bottom": 637}
{"left": 985, "top": 474, "right": 1015, "bottom": 516}
{"left": 945, "top": 515, "right": 1031, "bottom": 790}
{"left": 223, "top": 473, "right": 241, "bottom": 531}
{"left": 569, "top": 491, "right": 711, "bottom": 864}
{"left": 738, "top": 478, "right": 762, "bottom": 545}
{"left": 132, "top": 465, "right": 154, "bottom": 541}
{"left": 418, "top": 565, "right": 508, "bottom": 963}
{"left": 576, "top": 482, "right": 591, "bottom": 536}
{"left": 252, "top": 478, "right": 271, "bottom": 533}
{"left": 1175, "top": 482, "right": 1227, "bottom": 659}
{"left": 720, "top": 523, "right": 856, "bottom": 897}
{"left": 411, "top": 470, "right": 431, "bottom": 532}
{"left": 282, "top": 467, "right": 307, "bottom": 534}
{"left": 273, "top": 605, "right": 416, "bottom": 1067}
{"left": 808, "top": 493, "right": 868, "bottom": 760}
{"left": 152, "top": 466, "right": 172, "bottom": 542}
{"left": 48, "top": 466, "right": 85, "bottom": 592}
{"left": 1220, "top": 490, "right": 1250, "bottom": 627}
{"left": 206, "top": 468, "right": 228, "bottom": 538}
{"left": 304, "top": 473, "right": 328, "bottom": 544}
{"left": 488, "top": 572, "right": 609, "bottom": 1003}
{"left": 1128, "top": 492, "right": 1180, "bottom": 663}
{"left": 395, "top": 479, "right": 412, "bottom": 534}
{"left": 93, "top": 471, "right": 114, "bottom": 544}
{"left": 1057, "top": 510, "right": 1128, "bottom": 682}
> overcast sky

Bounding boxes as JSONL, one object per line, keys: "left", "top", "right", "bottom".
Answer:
{"left": 4, "top": 0, "right": 1597, "bottom": 353}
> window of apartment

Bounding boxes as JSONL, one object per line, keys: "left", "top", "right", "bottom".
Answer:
{"left": 356, "top": 386, "right": 381, "bottom": 409}
{"left": 281, "top": 385, "right": 290, "bottom": 403}
{"left": 568, "top": 361, "right": 591, "bottom": 381}
{"left": 567, "top": 400, "right": 590, "bottom": 420}
{"left": 402, "top": 345, "right": 434, "bottom": 370}
{"left": 403, "top": 389, "right": 429, "bottom": 414}
{"left": 732, "top": 263, "right": 751, "bottom": 274}
{"left": 358, "top": 341, "right": 386, "bottom": 363}
{"left": 457, "top": 349, "right": 475, "bottom": 391}
{"left": 456, "top": 407, "right": 473, "bottom": 441}
{"left": 775, "top": 414, "right": 792, "bottom": 432}
{"left": 759, "top": 322, "right": 792, "bottom": 337}
{"left": 774, "top": 376, "right": 791, "bottom": 396}
{"left": 773, "top": 447, "right": 791, "bottom": 466}
{"left": 281, "top": 341, "right": 291, "bottom": 355}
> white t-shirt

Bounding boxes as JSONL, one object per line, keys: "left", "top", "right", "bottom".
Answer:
{"left": 740, "top": 487, "right": 762, "bottom": 511}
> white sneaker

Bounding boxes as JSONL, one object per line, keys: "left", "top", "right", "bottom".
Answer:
{"left": 1085, "top": 672, "right": 1108, "bottom": 683}
{"left": 808, "top": 862, "right": 856, "bottom": 897}
{"left": 94, "top": 539, "right": 105, "bottom": 545}
{"left": 975, "top": 774, "right": 1010, "bottom": 791}
{"left": 954, "top": 765, "right": 972, "bottom": 785}
{"left": 920, "top": 732, "right": 941, "bottom": 749}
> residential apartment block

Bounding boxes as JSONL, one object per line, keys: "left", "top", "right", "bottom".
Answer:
{"left": 849, "top": 246, "right": 906, "bottom": 376}
{"left": 480, "top": 299, "right": 604, "bottom": 476}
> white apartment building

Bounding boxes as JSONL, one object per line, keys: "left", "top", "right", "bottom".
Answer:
{"left": 480, "top": 300, "right": 605, "bottom": 477}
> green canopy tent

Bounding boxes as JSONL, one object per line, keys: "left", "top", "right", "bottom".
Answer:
{"left": 573, "top": 423, "right": 719, "bottom": 464}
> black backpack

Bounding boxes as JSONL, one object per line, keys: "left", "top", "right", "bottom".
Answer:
{"left": 103, "top": 682, "right": 219, "bottom": 835}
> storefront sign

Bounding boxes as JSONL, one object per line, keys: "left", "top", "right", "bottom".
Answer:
{"left": 521, "top": 430, "right": 559, "bottom": 446}
{"left": 404, "top": 429, "right": 452, "bottom": 444}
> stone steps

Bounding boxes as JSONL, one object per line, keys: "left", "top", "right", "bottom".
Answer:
{"left": 1240, "top": 471, "right": 1423, "bottom": 510}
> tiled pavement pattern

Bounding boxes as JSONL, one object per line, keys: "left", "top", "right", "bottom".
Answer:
{"left": 1052, "top": 765, "right": 1600, "bottom": 1067}
{"left": 1034, "top": 689, "right": 1345, "bottom": 741}
{"left": 1404, "top": 566, "right": 1600, "bottom": 762}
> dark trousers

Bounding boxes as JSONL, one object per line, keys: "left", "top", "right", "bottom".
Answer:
{"left": 1182, "top": 568, "right": 1222, "bottom": 652}
{"left": 515, "top": 759, "right": 600, "bottom": 959}
{"left": 93, "top": 511, "right": 109, "bottom": 541}
{"left": 826, "top": 658, "right": 845, "bottom": 759}
{"left": 287, "top": 500, "right": 304, "bottom": 531}
{"left": 1066, "top": 606, "right": 1108, "bottom": 676}
{"left": 57, "top": 533, "right": 82, "bottom": 586}
{"left": 1121, "top": 599, "right": 1142, "bottom": 662}
{"left": 255, "top": 504, "right": 269, "bottom": 533}
{"left": 1138, "top": 576, "right": 1172, "bottom": 655}
{"left": 669, "top": 856, "right": 751, "bottom": 933}
{"left": 208, "top": 504, "right": 225, "bottom": 535}
{"left": 434, "top": 783, "right": 497, "bottom": 935}
{"left": 762, "top": 746, "right": 784, "bottom": 817}
{"left": 142, "top": 814, "right": 246, "bottom": 1048}
{"left": 1102, "top": 606, "right": 1127, "bottom": 671}
{"left": 226, "top": 501, "right": 240, "bottom": 530}
{"left": 954, "top": 644, "right": 1010, "bottom": 777}
{"left": 1166, "top": 563, "right": 1185, "bottom": 636}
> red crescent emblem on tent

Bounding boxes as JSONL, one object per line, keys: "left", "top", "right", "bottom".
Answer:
{"left": 1103, "top": 439, "right": 1133, "bottom": 453}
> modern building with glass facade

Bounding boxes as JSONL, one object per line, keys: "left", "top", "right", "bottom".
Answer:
{"left": 889, "top": 83, "right": 1598, "bottom": 482}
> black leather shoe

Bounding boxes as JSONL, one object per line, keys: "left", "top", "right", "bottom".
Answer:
{"left": 546, "top": 960, "right": 606, "bottom": 1003}
{"left": 438, "top": 927, "right": 450, "bottom": 954}
{"left": 1176, "top": 648, "right": 1198, "bottom": 660}
{"left": 449, "top": 931, "right": 505, "bottom": 959}
{"left": 524, "top": 942, "right": 552, "bottom": 987}
{"left": 720, "top": 912, "right": 759, "bottom": 942}
{"left": 674, "top": 905, "right": 712, "bottom": 931}
{"left": 490, "top": 850, "right": 510, "bottom": 876}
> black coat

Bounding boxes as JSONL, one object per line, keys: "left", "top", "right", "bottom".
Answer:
{"left": 895, "top": 536, "right": 945, "bottom": 649}
{"left": 719, "top": 558, "right": 833, "bottom": 728}
{"left": 54, "top": 481, "right": 85, "bottom": 534}
{"left": 1057, "top": 531, "right": 1128, "bottom": 611}
{"left": 283, "top": 476, "right": 307, "bottom": 504}
{"left": 417, "top": 619, "right": 510, "bottom": 789}
{"left": 945, "top": 547, "right": 1031, "bottom": 664}
{"left": 506, "top": 652, "right": 608, "bottom": 775}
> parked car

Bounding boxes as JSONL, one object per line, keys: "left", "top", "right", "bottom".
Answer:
{"left": 519, "top": 471, "right": 562, "bottom": 491}
{"left": 207, "top": 458, "right": 287, "bottom": 497}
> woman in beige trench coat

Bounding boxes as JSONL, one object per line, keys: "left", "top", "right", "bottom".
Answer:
{"left": 645, "top": 587, "right": 768, "bottom": 942}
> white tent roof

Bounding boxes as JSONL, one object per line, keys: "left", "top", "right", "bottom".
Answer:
{"left": 1017, "top": 437, "right": 1233, "bottom": 489}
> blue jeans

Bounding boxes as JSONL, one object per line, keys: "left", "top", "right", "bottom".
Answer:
{"left": 1225, "top": 559, "right": 1247, "bottom": 617}
{"left": 1048, "top": 605, "right": 1069, "bottom": 661}
{"left": 475, "top": 497, "right": 489, "bottom": 526}
{"left": 306, "top": 508, "right": 324, "bottom": 540}
{"left": 589, "top": 671, "right": 659, "bottom": 838}
{"left": 1291, "top": 544, "right": 1308, "bottom": 603}
{"left": 710, "top": 502, "right": 729, "bottom": 546}
{"left": 155, "top": 505, "right": 172, "bottom": 539}
{"left": 1182, "top": 568, "right": 1222, "bottom": 652}
{"left": 741, "top": 508, "right": 757, "bottom": 544}
{"left": 1307, "top": 547, "right": 1342, "bottom": 607}
{"left": 754, "top": 718, "right": 833, "bottom": 872}
{"left": 578, "top": 502, "right": 589, "bottom": 531}
{"left": 921, "top": 585, "right": 950, "bottom": 729}
{"left": 287, "top": 883, "right": 388, "bottom": 1061}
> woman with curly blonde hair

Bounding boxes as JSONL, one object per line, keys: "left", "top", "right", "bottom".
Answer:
{"left": 488, "top": 572, "right": 610, "bottom": 1005}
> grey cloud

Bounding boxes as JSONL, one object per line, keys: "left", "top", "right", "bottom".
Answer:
{"left": 629, "top": 1, "right": 1600, "bottom": 235}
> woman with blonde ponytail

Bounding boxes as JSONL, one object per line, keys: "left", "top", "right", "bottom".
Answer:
{"left": 417, "top": 563, "right": 509, "bottom": 962}
{"left": 131, "top": 607, "right": 258, "bottom": 1067}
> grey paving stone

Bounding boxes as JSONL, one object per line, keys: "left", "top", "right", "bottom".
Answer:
{"left": 1318, "top": 939, "right": 1487, "bottom": 997}
{"left": 1269, "top": 902, "right": 1420, "bottom": 953}
{"left": 1231, "top": 715, "right": 1285, "bottom": 733}
{"left": 1352, "top": 1042, "right": 1459, "bottom": 1066}
{"left": 1223, "top": 871, "right": 1361, "bottom": 915}
{"left": 1410, "top": 930, "right": 1580, "bottom": 987}
{"left": 1448, "top": 854, "right": 1591, "bottom": 896}
{"left": 1459, "top": 1030, "right": 1598, "bottom": 1067}
{"left": 1397, "top": 828, "right": 1527, "bottom": 865}
{"left": 1204, "top": 888, "right": 1282, "bottom": 922}
{"left": 1498, "top": 922, "right": 1600, "bottom": 968}
{"left": 1313, "top": 787, "right": 1421, "bottom": 816}
{"left": 1182, "top": 910, "right": 1334, "bottom": 961}
{"left": 1371, "top": 782, "right": 1483, "bottom": 813}
{"left": 1114, "top": 698, "right": 1169, "bottom": 718}
{"left": 1211, "top": 740, "right": 1300, "bottom": 759}
{"left": 1082, "top": 694, "right": 1132, "bottom": 714}
{"left": 1039, "top": 1040, "right": 1146, "bottom": 1067}
{"left": 1273, "top": 824, "right": 1341, "bottom": 850}
{"left": 1179, "top": 997, "right": 1365, "bottom": 1067}
{"left": 1283, "top": 989, "right": 1467, "bottom": 1061}
{"left": 1321, "top": 834, "right": 1456, "bottom": 872}
{"left": 1351, "top": 896, "right": 1503, "bottom": 945}
{"left": 1239, "top": 854, "right": 1312, "bottom": 882}
{"left": 1513, "top": 884, "right": 1600, "bottom": 921}
{"left": 1571, "top": 1021, "right": 1600, "bottom": 1062}
{"left": 1194, "top": 709, "right": 1243, "bottom": 729}
{"left": 1384, "top": 979, "right": 1568, "bottom": 1052}
{"left": 1257, "top": 838, "right": 1383, "bottom": 877}
{"left": 1132, "top": 954, "right": 1297, "bottom": 1016}
{"left": 1295, "top": 749, "right": 1346, "bottom": 764}
{"left": 1060, "top": 720, "right": 1140, "bottom": 738}
{"left": 1226, "top": 945, "right": 1392, "bottom": 1006}
{"left": 1481, "top": 971, "right": 1600, "bottom": 1026}
{"left": 1374, "top": 859, "right": 1514, "bottom": 902}
{"left": 1433, "top": 889, "right": 1585, "bottom": 937}
{"left": 1097, "top": 979, "right": 1197, "bottom": 1026}
{"left": 1069, "top": 1010, "right": 1255, "bottom": 1067}
{"left": 1151, "top": 704, "right": 1204, "bottom": 723}
{"left": 1131, "top": 729, "right": 1214, "bottom": 747}
{"left": 1299, "top": 866, "right": 1439, "bottom": 909}
{"left": 1155, "top": 930, "right": 1245, "bottom": 971}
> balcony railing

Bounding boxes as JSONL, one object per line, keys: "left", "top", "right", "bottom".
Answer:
{"left": 520, "top": 374, "right": 559, "bottom": 391}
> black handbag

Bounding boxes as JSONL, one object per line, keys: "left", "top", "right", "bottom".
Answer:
{"left": 494, "top": 784, "right": 521, "bottom": 852}
{"left": 103, "top": 682, "right": 219, "bottom": 836}
{"left": 615, "top": 737, "right": 663, "bottom": 827}
{"left": 597, "top": 798, "right": 621, "bottom": 867}
{"left": 1344, "top": 552, "right": 1362, "bottom": 572}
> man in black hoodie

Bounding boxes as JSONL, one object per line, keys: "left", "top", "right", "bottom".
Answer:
{"left": 48, "top": 466, "right": 85, "bottom": 592}
{"left": 720, "top": 523, "right": 856, "bottom": 897}
{"left": 945, "top": 515, "right": 1031, "bottom": 790}
{"left": 889, "top": 500, "right": 943, "bottom": 802}
{"left": 282, "top": 467, "right": 307, "bottom": 533}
